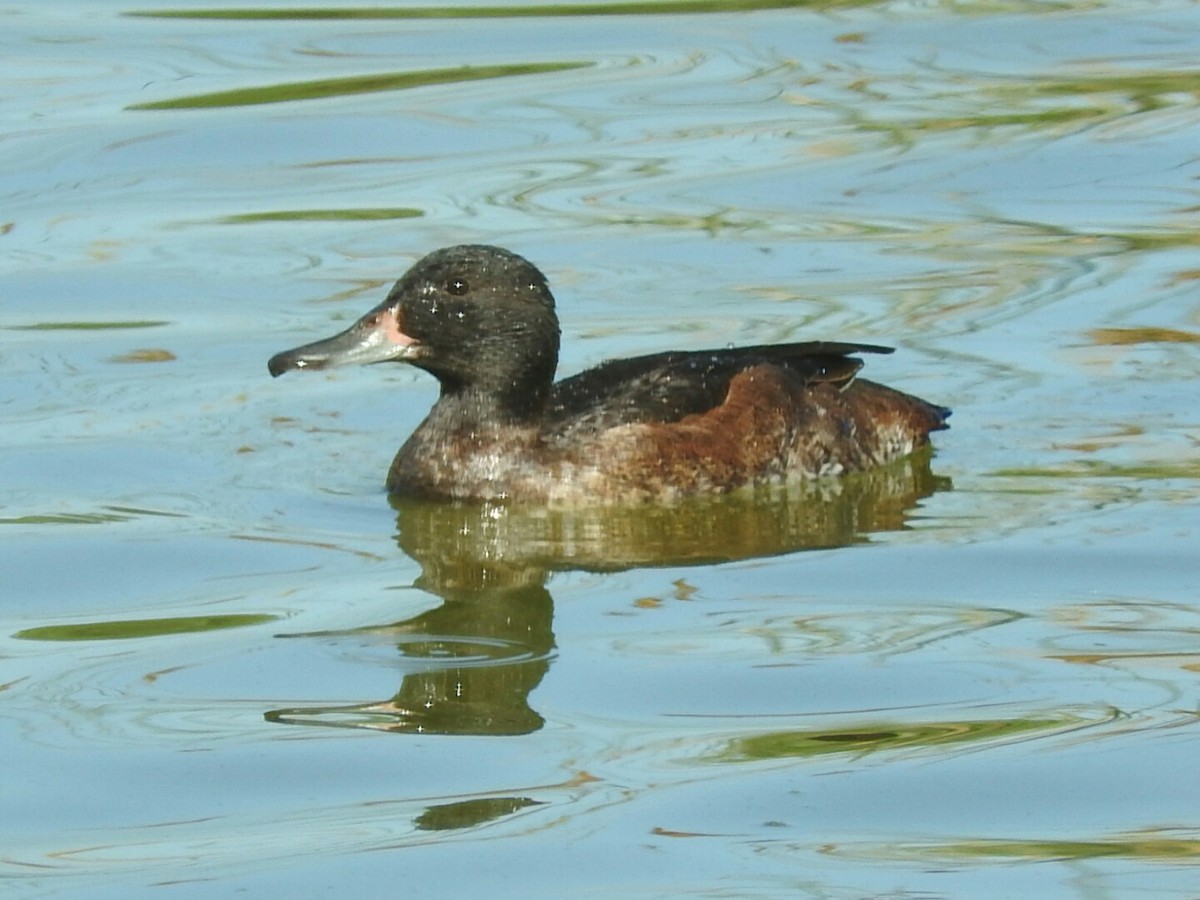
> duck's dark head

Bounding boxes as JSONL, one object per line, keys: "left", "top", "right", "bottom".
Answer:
{"left": 269, "top": 245, "right": 562, "bottom": 417}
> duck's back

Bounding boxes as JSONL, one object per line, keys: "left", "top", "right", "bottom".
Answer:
{"left": 546, "top": 341, "right": 890, "bottom": 434}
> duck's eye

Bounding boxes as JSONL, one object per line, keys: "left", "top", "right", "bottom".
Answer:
{"left": 446, "top": 278, "right": 469, "bottom": 296}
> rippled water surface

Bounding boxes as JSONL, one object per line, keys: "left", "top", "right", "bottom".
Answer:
{"left": 4, "top": 1, "right": 1199, "bottom": 896}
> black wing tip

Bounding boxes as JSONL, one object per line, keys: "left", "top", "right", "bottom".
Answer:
{"left": 835, "top": 342, "right": 893, "bottom": 356}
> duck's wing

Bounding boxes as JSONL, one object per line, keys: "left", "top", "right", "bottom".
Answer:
{"left": 545, "top": 341, "right": 892, "bottom": 437}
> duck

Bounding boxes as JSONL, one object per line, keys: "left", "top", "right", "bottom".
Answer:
{"left": 268, "top": 244, "right": 949, "bottom": 503}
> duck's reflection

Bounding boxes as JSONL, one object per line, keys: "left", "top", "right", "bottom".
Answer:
{"left": 264, "top": 560, "right": 554, "bottom": 736}
{"left": 265, "top": 452, "right": 948, "bottom": 737}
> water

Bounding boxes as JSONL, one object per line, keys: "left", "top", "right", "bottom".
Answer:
{"left": 3, "top": 1, "right": 1199, "bottom": 896}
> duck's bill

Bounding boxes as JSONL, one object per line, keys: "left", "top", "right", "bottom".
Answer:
{"left": 268, "top": 305, "right": 420, "bottom": 377}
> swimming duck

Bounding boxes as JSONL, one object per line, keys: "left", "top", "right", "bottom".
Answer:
{"left": 268, "top": 244, "right": 949, "bottom": 502}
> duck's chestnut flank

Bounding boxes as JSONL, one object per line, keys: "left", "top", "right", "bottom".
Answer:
{"left": 268, "top": 244, "right": 949, "bottom": 503}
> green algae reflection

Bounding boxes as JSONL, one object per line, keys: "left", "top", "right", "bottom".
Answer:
{"left": 415, "top": 797, "right": 544, "bottom": 831}
{"left": 990, "top": 459, "right": 1200, "bottom": 480}
{"left": 128, "top": 62, "right": 591, "bottom": 110}
{"left": 7, "top": 320, "right": 169, "bottom": 331}
{"left": 15, "top": 614, "right": 279, "bottom": 642}
{"left": 131, "top": 1, "right": 881, "bottom": 21}
{"left": 220, "top": 208, "right": 423, "bottom": 224}
{"left": 859, "top": 68, "right": 1200, "bottom": 145}
{"left": 717, "top": 716, "right": 1089, "bottom": 762}
{"left": 1089, "top": 326, "right": 1200, "bottom": 345}
{"left": 1, "top": 505, "right": 189, "bottom": 527}
{"left": 920, "top": 834, "right": 1200, "bottom": 863}
{"left": 947, "top": 837, "right": 1200, "bottom": 861}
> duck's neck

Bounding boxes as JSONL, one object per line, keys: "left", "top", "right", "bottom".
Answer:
{"left": 387, "top": 384, "right": 548, "bottom": 499}
{"left": 432, "top": 377, "right": 550, "bottom": 432}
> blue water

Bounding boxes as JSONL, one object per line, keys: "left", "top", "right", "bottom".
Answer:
{"left": 3, "top": 1, "right": 1199, "bottom": 896}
